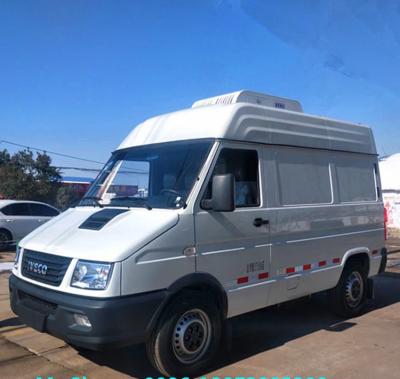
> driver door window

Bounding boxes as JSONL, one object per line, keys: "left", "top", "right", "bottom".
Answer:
{"left": 204, "top": 148, "right": 260, "bottom": 207}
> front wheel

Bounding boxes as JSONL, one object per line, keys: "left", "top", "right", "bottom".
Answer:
{"left": 146, "top": 292, "right": 222, "bottom": 377}
{"left": 328, "top": 261, "right": 368, "bottom": 317}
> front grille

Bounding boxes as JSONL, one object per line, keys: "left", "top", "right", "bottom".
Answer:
{"left": 22, "top": 249, "right": 71, "bottom": 287}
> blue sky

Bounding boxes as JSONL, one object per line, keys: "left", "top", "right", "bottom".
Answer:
{"left": 1, "top": 0, "right": 399, "bottom": 176}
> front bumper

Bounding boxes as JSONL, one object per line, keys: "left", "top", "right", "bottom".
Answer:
{"left": 9, "top": 274, "right": 166, "bottom": 350}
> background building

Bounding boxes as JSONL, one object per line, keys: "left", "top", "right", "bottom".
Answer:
{"left": 61, "top": 176, "right": 94, "bottom": 198}
{"left": 379, "top": 154, "right": 400, "bottom": 238}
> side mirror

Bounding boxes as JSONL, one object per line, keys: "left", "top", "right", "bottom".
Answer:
{"left": 201, "top": 174, "right": 235, "bottom": 212}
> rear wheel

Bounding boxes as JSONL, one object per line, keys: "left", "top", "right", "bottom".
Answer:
{"left": 328, "top": 261, "right": 368, "bottom": 317}
{"left": 0, "top": 229, "right": 12, "bottom": 250}
{"left": 146, "top": 292, "right": 222, "bottom": 377}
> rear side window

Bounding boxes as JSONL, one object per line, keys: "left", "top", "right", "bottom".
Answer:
{"left": 276, "top": 148, "right": 332, "bottom": 205}
{"left": 336, "top": 159, "right": 377, "bottom": 202}
{"left": 1, "top": 203, "right": 32, "bottom": 216}
{"left": 204, "top": 148, "right": 260, "bottom": 207}
{"left": 30, "top": 203, "right": 59, "bottom": 217}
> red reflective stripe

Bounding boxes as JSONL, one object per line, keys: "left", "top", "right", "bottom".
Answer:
{"left": 318, "top": 260, "right": 327, "bottom": 267}
{"left": 286, "top": 267, "right": 295, "bottom": 274}
{"left": 303, "top": 263, "right": 312, "bottom": 270}
{"left": 333, "top": 258, "right": 341, "bottom": 264}
{"left": 237, "top": 276, "right": 249, "bottom": 284}
{"left": 258, "top": 272, "right": 269, "bottom": 280}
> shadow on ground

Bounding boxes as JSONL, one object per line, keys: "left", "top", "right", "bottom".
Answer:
{"left": 78, "top": 270, "right": 400, "bottom": 378}
{"left": 0, "top": 316, "right": 24, "bottom": 329}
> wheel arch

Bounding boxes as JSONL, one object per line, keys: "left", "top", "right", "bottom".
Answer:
{"left": 342, "top": 247, "right": 370, "bottom": 275}
{"left": 0, "top": 227, "right": 13, "bottom": 241}
{"left": 146, "top": 272, "right": 227, "bottom": 336}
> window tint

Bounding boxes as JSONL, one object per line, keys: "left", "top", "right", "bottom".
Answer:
{"left": 205, "top": 148, "right": 260, "bottom": 207}
{"left": 336, "top": 159, "right": 376, "bottom": 202}
{"left": 30, "top": 203, "right": 59, "bottom": 217}
{"left": 276, "top": 149, "right": 332, "bottom": 205}
{"left": 1, "top": 203, "right": 32, "bottom": 216}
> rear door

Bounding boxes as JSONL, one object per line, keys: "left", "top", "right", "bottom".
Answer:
{"left": 0, "top": 203, "right": 37, "bottom": 240}
{"left": 195, "top": 142, "right": 271, "bottom": 317}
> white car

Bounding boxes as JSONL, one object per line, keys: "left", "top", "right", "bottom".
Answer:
{"left": 0, "top": 200, "right": 60, "bottom": 247}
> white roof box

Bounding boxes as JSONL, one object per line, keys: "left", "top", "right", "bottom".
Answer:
{"left": 192, "top": 90, "right": 303, "bottom": 112}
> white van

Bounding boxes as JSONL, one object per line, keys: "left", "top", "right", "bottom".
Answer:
{"left": 10, "top": 91, "right": 386, "bottom": 376}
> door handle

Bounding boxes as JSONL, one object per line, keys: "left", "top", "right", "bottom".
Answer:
{"left": 5, "top": 219, "right": 13, "bottom": 223}
{"left": 253, "top": 218, "right": 269, "bottom": 227}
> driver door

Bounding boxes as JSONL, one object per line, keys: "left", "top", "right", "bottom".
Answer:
{"left": 194, "top": 143, "right": 271, "bottom": 317}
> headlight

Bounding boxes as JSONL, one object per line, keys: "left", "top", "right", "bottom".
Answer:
{"left": 14, "top": 245, "right": 22, "bottom": 268}
{"left": 71, "top": 261, "right": 113, "bottom": 290}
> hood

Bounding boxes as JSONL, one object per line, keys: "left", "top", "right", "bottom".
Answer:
{"left": 20, "top": 206, "right": 179, "bottom": 262}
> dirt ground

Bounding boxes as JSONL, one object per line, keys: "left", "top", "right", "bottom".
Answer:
{"left": 0, "top": 246, "right": 399, "bottom": 379}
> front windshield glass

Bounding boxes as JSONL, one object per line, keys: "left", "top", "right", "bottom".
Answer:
{"left": 80, "top": 140, "right": 212, "bottom": 209}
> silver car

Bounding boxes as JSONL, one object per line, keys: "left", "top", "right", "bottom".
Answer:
{"left": 0, "top": 200, "right": 60, "bottom": 247}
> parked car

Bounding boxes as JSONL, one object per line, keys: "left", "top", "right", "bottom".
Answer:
{"left": 9, "top": 91, "right": 386, "bottom": 377}
{"left": 0, "top": 200, "right": 60, "bottom": 247}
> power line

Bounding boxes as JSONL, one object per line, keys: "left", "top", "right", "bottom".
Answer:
{"left": 1, "top": 140, "right": 149, "bottom": 174}
{"left": 56, "top": 166, "right": 101, "bottom": 173}
{"left": 56, "top": 166, "right": 149, "bottom": 174}
{"left": 0, "top": 140, "right": 105, "bottom": 165}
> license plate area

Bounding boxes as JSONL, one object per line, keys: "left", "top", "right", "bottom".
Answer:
{"left": 18, "top": 290, "right": 57, "bottom": 315}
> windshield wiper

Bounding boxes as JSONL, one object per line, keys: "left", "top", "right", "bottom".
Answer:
{"left": 108, "top": 196, "right": 152, "bottom": 210}
{"left": 79, "top": 196, "right": 104, "bottom": 208}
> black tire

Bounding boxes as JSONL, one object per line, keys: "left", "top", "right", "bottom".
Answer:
{"left": 146, "top": 292, "right": 222, "bottom": 377}
{"left": 0, "top": 229, "right": 12, "bottom": 250}
{"left": 328, "top": 261, "right": 368, "bottom": 317}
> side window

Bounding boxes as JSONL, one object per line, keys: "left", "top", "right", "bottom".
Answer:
{"left": 204, "top": 148, "right": 260, "bottom": 207}
{"left": 335, "top": 158, "right": 377, "bottom": 202}
{"left": 30, "top": 203, "right": 59, "bottom": 217}
{"left": 276, "top": 148, "right": 332, "bottom": 205}
{"left": 1, "top": 203, "right": 32, "bottom": 216}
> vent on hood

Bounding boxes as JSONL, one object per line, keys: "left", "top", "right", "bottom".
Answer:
{"left": 79, "top": 208, "right": 129, "bottom": 231}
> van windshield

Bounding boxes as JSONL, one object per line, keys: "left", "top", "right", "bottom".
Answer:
{"left": 80, "top": 140, "right": 212, "bottom": 209}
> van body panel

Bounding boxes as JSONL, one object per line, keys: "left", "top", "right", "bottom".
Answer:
{"left": 195, "top": 207, "right": 271, "bottom": 316}
{"left": 121, "top": 214, "right": 195, "bottom": 295}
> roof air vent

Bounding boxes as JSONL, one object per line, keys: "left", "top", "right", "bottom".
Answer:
{"left": 192, "top": 90, "right": 303, "bottom": 112}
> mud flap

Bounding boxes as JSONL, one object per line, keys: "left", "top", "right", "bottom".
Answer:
{"left": 367, "top": 278, "right": 374, "bottom": 300}
{"left": 379, "top": 248, "right": 387, "bottom": 274}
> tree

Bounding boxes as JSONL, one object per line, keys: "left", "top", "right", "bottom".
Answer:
{"left": 0, "top": 148, "right": 61, "bottom": 205}
{"left": 56, "top": 186, "right": 81, "bottom": 210}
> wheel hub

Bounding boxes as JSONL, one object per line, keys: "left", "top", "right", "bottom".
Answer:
{"left": 345, "top": 271, "right": 364, "bottom": 308}
{"left": 0, "top": 232, "right": 9, "bottom": 243}
{"left": 172, "top": 309, "right": 211, "bottom": 364}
